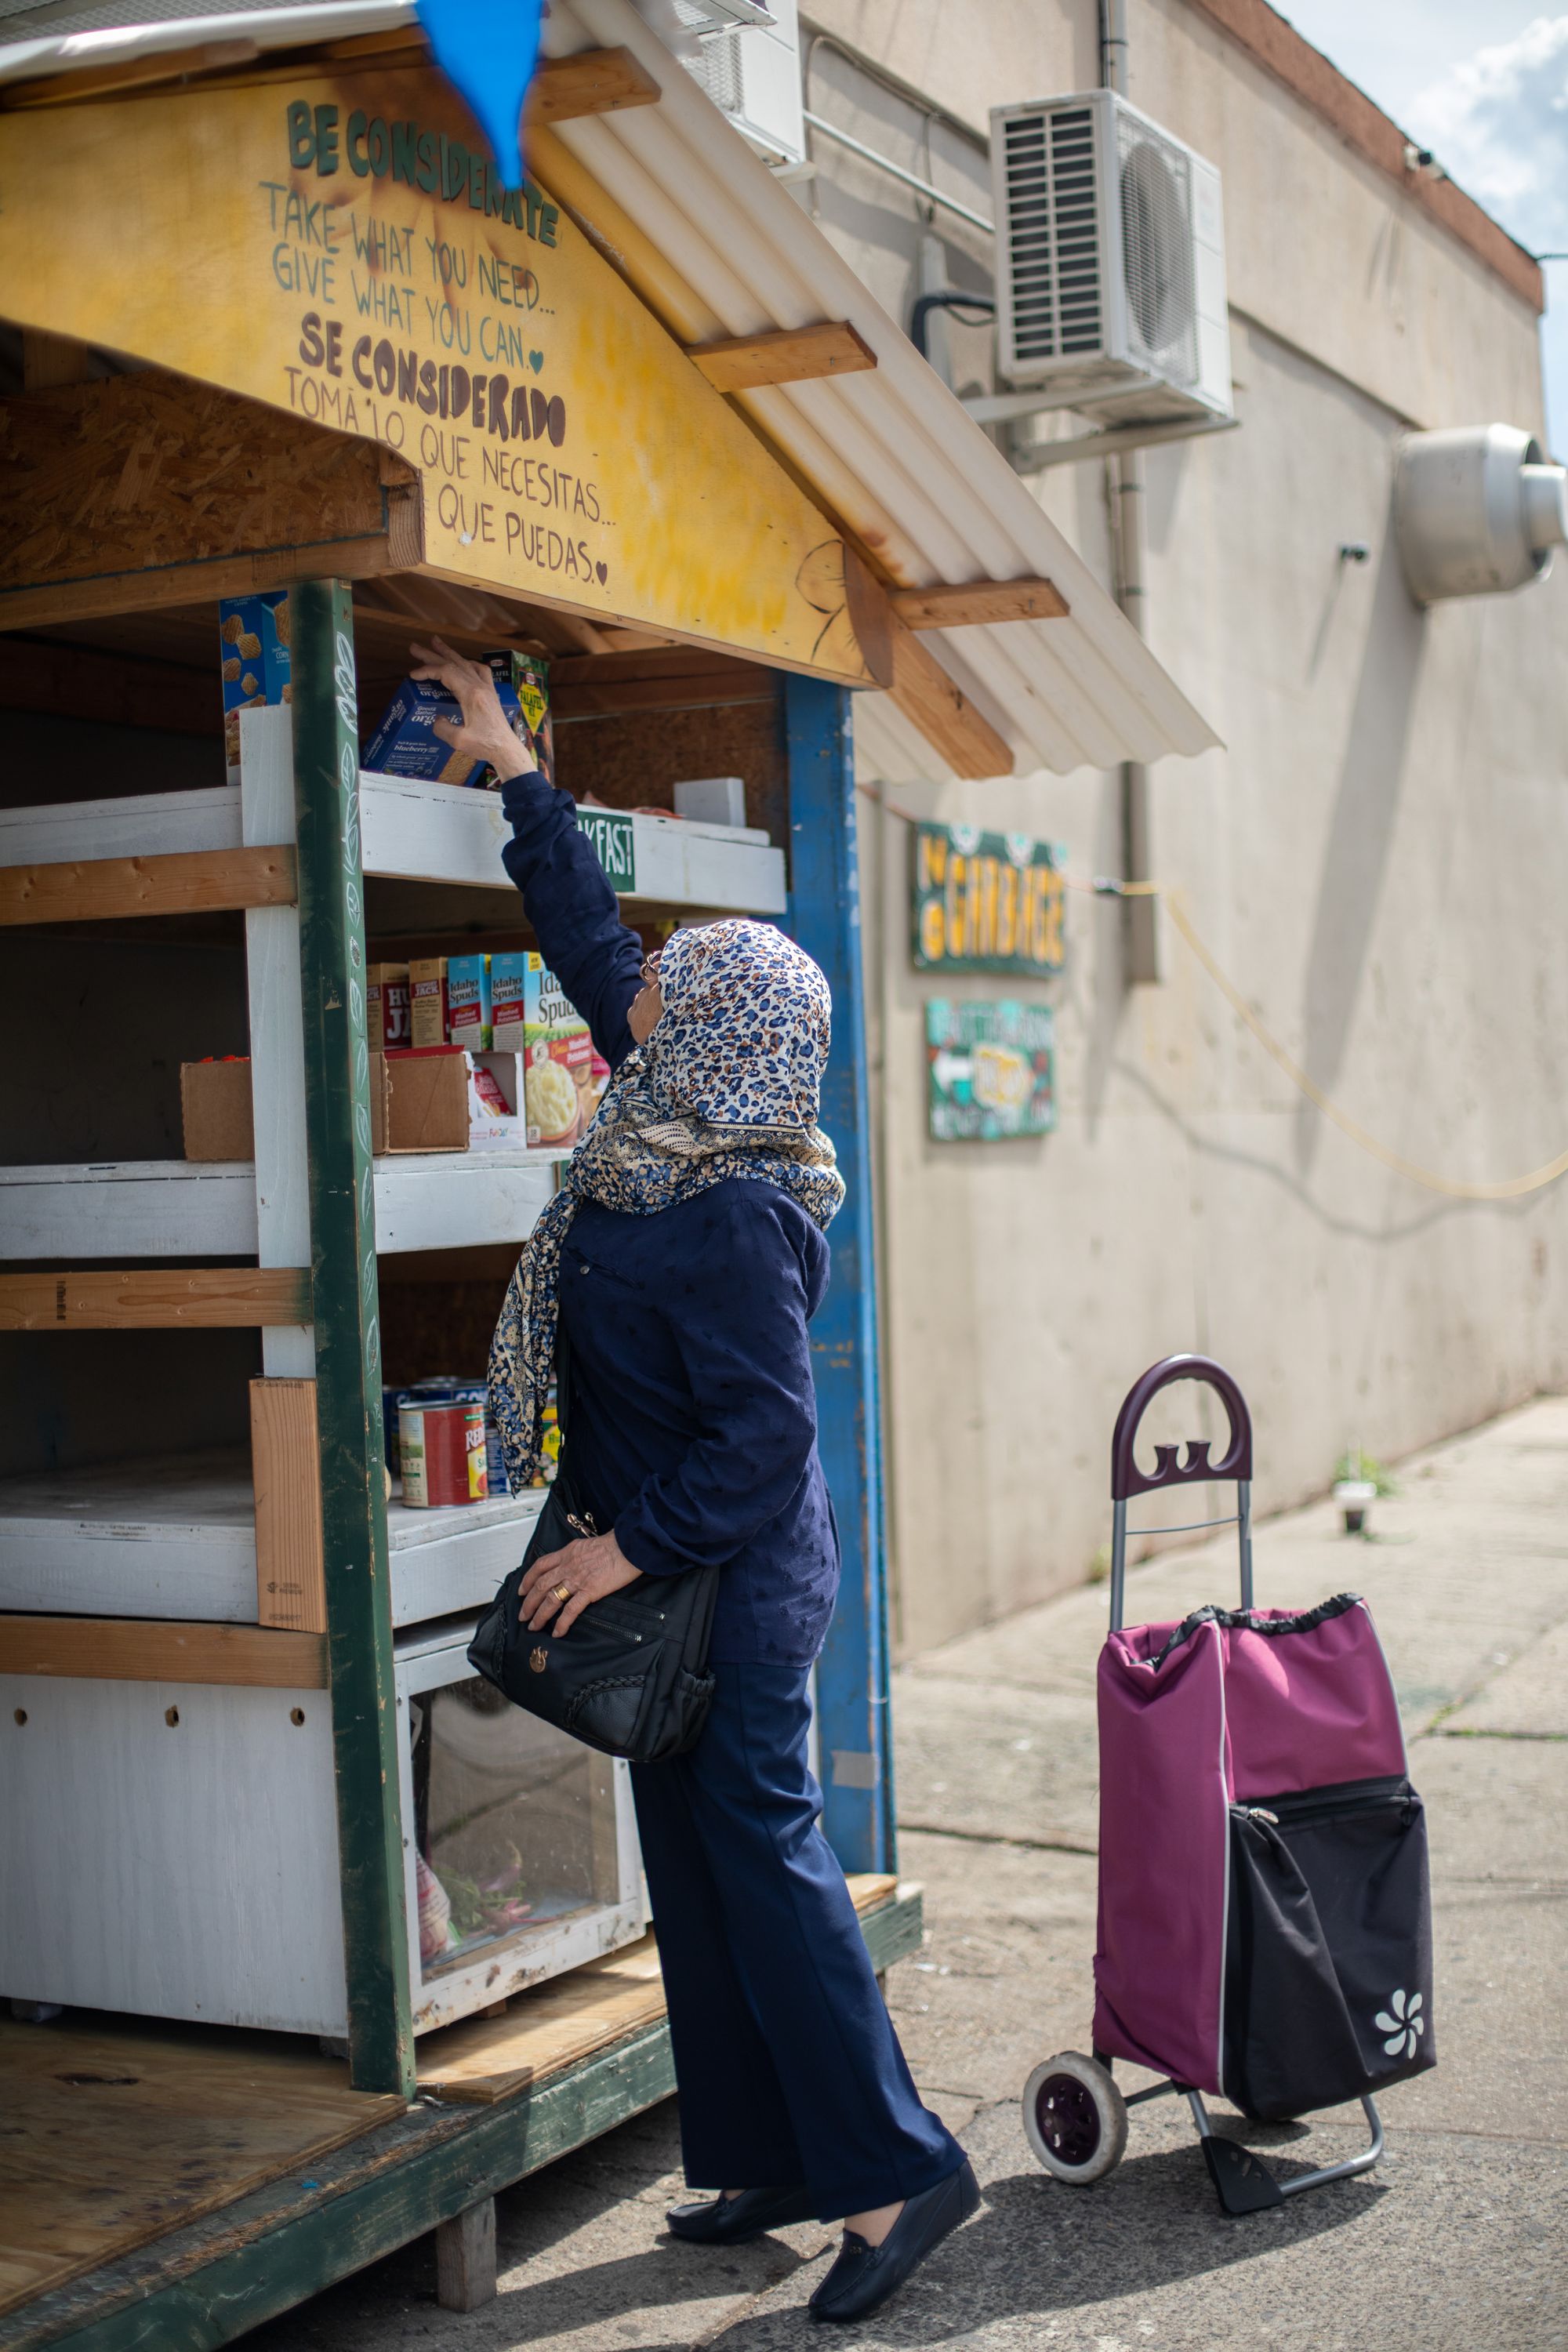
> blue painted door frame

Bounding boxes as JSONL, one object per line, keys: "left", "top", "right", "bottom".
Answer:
{"left": 782, "top": 677, "right": 896, "bottom": 1877}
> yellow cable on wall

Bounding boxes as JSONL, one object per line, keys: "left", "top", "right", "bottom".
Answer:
{"left": 861, "top": 785, "right": 1568, "bottom": 1203}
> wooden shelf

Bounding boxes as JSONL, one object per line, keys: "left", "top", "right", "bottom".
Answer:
{"left": 0, "top": 1150, "right": 561, "bottom": 1260}
{"left": 0, "top": 776, "right": 787, "bottom": 916}
{"left": 0, "top": 1450, "right": 547, "bottom": 1627}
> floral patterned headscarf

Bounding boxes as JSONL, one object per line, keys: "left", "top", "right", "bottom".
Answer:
{"left": 488, "top": 920, "right": 845, "bottom": 1494}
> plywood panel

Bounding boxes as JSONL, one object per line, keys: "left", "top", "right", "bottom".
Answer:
{"left": 0, "top": 2014, "right": 401, "bottom": 2318}
{"left": 416, "top": 1875, "right": 899, "bottom": 2104}
{"left": 250, "top": 1379, "right": 325, "bottom": 1633}
{"left": 0, "top": 375, "right": 421, "bottom": 628}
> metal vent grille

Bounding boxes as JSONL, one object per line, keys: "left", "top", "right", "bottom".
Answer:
{"left": 1116, "top": 110, "right": 1197, "bottom": 383}
{"left": 682, "top": 24, "right": 746, "bottom": 113}
{"left": 1001, "top": 107, "right": 1102, "bottom": 364}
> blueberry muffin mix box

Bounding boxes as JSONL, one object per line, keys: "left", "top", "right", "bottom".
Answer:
{"left": 219, "top": 591, "right": 291, "bottom": 783}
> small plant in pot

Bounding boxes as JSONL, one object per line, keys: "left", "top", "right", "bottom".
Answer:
{"left": 1333, "top": 1449, "right": 1398, "bottom": 1537}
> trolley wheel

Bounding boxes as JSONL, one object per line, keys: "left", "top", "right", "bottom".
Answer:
{"left": 1022, "top": 2051, "right": 1128, "bottom": 2184}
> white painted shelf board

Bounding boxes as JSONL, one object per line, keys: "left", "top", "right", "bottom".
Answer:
{"left": 0, "top": 1151, "right": 560, "bottom": 1259}
{"left": 1, "top": 779, "right": 786, "bottom": 913}
{"left": 0, "top": 1449, "right": 547, "bottom": 1626}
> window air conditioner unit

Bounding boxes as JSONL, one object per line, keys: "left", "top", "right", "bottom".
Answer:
{"left": 989, "top": 90, "right": 1232, "bottom": 424}
{"left": 676, "top": 0, "right": 805, "bottom": 166}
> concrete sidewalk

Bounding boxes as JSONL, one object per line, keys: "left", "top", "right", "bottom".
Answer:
{"left": 256, "top": 1398, "right": 1568, "bottom": 2350}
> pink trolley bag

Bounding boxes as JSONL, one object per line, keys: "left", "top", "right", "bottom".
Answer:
{"left": 1022, "top": 1356, "right": 1436, "bottom": 2216}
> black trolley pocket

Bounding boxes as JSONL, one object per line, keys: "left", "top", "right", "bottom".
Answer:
{"left": 1223, "top": 1776, "right": 1435, "bottom": 2121}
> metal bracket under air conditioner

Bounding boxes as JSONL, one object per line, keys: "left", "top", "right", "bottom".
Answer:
{"left": 961, "top": 394, "right": 1240, "bottom": 473}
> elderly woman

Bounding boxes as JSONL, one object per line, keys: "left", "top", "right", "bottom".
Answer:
{"left": 410, "top": 641, "right": 976, "bottom": 2324}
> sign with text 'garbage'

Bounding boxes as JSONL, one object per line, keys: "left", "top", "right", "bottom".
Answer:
{"left": 911, "top": 822, "right": 1065, "bottom": 976}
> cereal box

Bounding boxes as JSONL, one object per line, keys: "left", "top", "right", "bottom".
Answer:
{"left": 409, "top": 957, "right": 448, "bottom": 1049}
{"left": 367, "top": 963, "right": 410, "bottom": 1054}
{"left": 487, "top": 651, "right": 553, "bottom": 786}
{"left": 219, "top": 591, "right": 292, "bottom": 784}
{"left": 362, "top": 672, "right": 522, "bottom": 790}
{"left": 446, "top": 953, "right": 492, "bottom": 1048}
{"left": 512, "top": 952, "right": 610, "bottom": 1149}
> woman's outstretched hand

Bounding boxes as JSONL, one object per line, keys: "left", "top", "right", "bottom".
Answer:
{"left": 519, "top": 1528, "right": 641, "bottom": 1637}
{"left": 408, "top": 635, "right": 533, "bottom": 781}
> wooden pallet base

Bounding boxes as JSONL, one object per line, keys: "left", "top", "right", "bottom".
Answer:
{"left": 0, "top": 1883, "right": 921, "bottom": 2352}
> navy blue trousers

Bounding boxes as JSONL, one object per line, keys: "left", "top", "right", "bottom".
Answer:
{"left": 630, "top": 1661, "right": 964, "bottom": 2221}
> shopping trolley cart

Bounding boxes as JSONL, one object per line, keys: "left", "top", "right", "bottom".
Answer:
{"left": 1022, "top": 1355, "right": 1435, "bottom": 2215}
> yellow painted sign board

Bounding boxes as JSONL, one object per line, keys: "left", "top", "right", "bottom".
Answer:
{"left": 0, "top": 65, "right": 870, "bottom": 681}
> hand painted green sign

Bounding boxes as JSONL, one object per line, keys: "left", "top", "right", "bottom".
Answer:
{"left": 912, "top": 821, "right": 1065, "bottom": 975}
{"left": 926, "top": 999, "right": 1055, "bottom": 1142}
{"left": 578, "top": 808, "right": 637, "bottom": 893}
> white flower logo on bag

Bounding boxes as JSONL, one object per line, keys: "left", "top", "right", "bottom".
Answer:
{"left": 1374, "top": 1988, "right": 1425, "bottom": 2059}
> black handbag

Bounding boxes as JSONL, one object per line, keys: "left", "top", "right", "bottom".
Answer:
{"left": 466, "top": 1334, "right": 719, "bottom": 1764}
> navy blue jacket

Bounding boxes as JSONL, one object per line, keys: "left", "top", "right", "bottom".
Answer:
{"left": 499, "top": 775, "right": 840, "bottom": 1666}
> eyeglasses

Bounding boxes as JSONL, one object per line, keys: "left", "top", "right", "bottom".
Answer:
{"left": 639, "top": 946, "right": 664, "bottom": 989}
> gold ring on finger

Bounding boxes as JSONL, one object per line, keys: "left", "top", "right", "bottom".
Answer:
{"left": 551, "top": 1583, "right": 572, "bottom": 1605}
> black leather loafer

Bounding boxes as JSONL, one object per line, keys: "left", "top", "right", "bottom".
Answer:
{"left": 809, "top": 2160, "right": 980, "bottom": 2323}
{"left": 666, "top": 2184, "right": 818, "bottom": 2243}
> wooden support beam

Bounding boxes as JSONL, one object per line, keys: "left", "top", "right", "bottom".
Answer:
{"left": 688, "top": 321, "right": 878, "bottom": 394}
{"left": 0, "top": 1269, "right": 310, "bottom": 1330}
{"left": 435, "top": 2201, "right": 497, "bottom": 2313}
{"left": 0, "top": 844, "right": 296, "bottom": 927}
{"left": 252, "top": 1379, "right": 328, "bottom": 1635}
{"left": 890, "top": 575, "right": 1070, "bottom": 629}
{"left": 0, "top": 375, "right": 422, "bottom": 630}
{"left": 528, "top": 47, "right": 660, "bottom": 125}
{"left": 0, "top": 1617, "right": 328, "bottom": 1688}
{"left": 843, "top": 551, "right": 1012, "bottom": 779}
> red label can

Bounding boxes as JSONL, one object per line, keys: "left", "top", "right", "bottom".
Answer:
{"left": 398, "top": 1402, "right": 488, "bottom": 1507}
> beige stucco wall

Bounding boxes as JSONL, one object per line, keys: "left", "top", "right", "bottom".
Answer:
{"left": 806, "top": 1, "right": 1568, "bottom": 1655}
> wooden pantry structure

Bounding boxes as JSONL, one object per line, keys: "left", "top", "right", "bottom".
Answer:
{"left": 0, "top": 2, "right": 1210, "bottom": 2339}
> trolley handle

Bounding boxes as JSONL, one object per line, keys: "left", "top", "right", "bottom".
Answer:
{"left": 1108, "top": 1355, "right": 1254, "bottom": 1634}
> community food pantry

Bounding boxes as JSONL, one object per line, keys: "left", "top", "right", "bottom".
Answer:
{"left": 0, "top": 0, "right": 1210, "bottom": 2337}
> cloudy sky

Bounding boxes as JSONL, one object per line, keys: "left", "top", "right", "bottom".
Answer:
{"left": 1279, "top": 3, "right": 1568, "bottom": 441}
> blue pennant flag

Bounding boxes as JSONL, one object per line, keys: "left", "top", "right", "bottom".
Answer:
{"left": 416, "top": 0, "right": 543, "bottom": 190}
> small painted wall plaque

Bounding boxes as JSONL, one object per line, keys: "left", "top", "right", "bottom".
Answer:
{"left": 926, "top": 999, "right": 1055, "bottom": 1142}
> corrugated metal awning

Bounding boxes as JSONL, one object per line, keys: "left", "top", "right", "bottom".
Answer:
{"left": 0, "top": 0, "right": 1220, "bottom": 776}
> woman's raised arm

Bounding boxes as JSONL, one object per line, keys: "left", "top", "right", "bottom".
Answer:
{"left": 407, "top": 638, "right": 644, "bottom": 1068}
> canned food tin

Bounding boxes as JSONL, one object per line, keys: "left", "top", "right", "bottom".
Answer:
{"left": 399, "top": 1401, "right": 488, "bottom": 1508}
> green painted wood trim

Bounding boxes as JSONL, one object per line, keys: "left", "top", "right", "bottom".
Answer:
{"left": 9, "top": 1891, "right": 924, "bottom": 2352}
{"left": 290, "top": 579, "right": 412, "bottom": 2099}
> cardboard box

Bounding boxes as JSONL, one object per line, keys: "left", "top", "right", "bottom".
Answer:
{"left": 219, "top": 592, "right": 291, "bottom": 786}
{"left": 181, "top": 1058, "right": 255, "bottom": 1161}
{"left": 488, "top": 650, "right": 553, "bottom": 786}
{"left": 447, "top": 953, "right": 492, "bottom": 1049}
{"left": 367, "top": 963, "right": 411, "bottom": 1054}
{"left": 408, "top": 957, "right": 448, "bottom": 1049}
{"left": 369, "top": 1047, "right": 470, "bottom": 1156}
{"left": 466, "top": 1050, "right": 531, "bottom": 1152}
{"left": 361, "top": 672, "right": 521, "bottom": 789}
